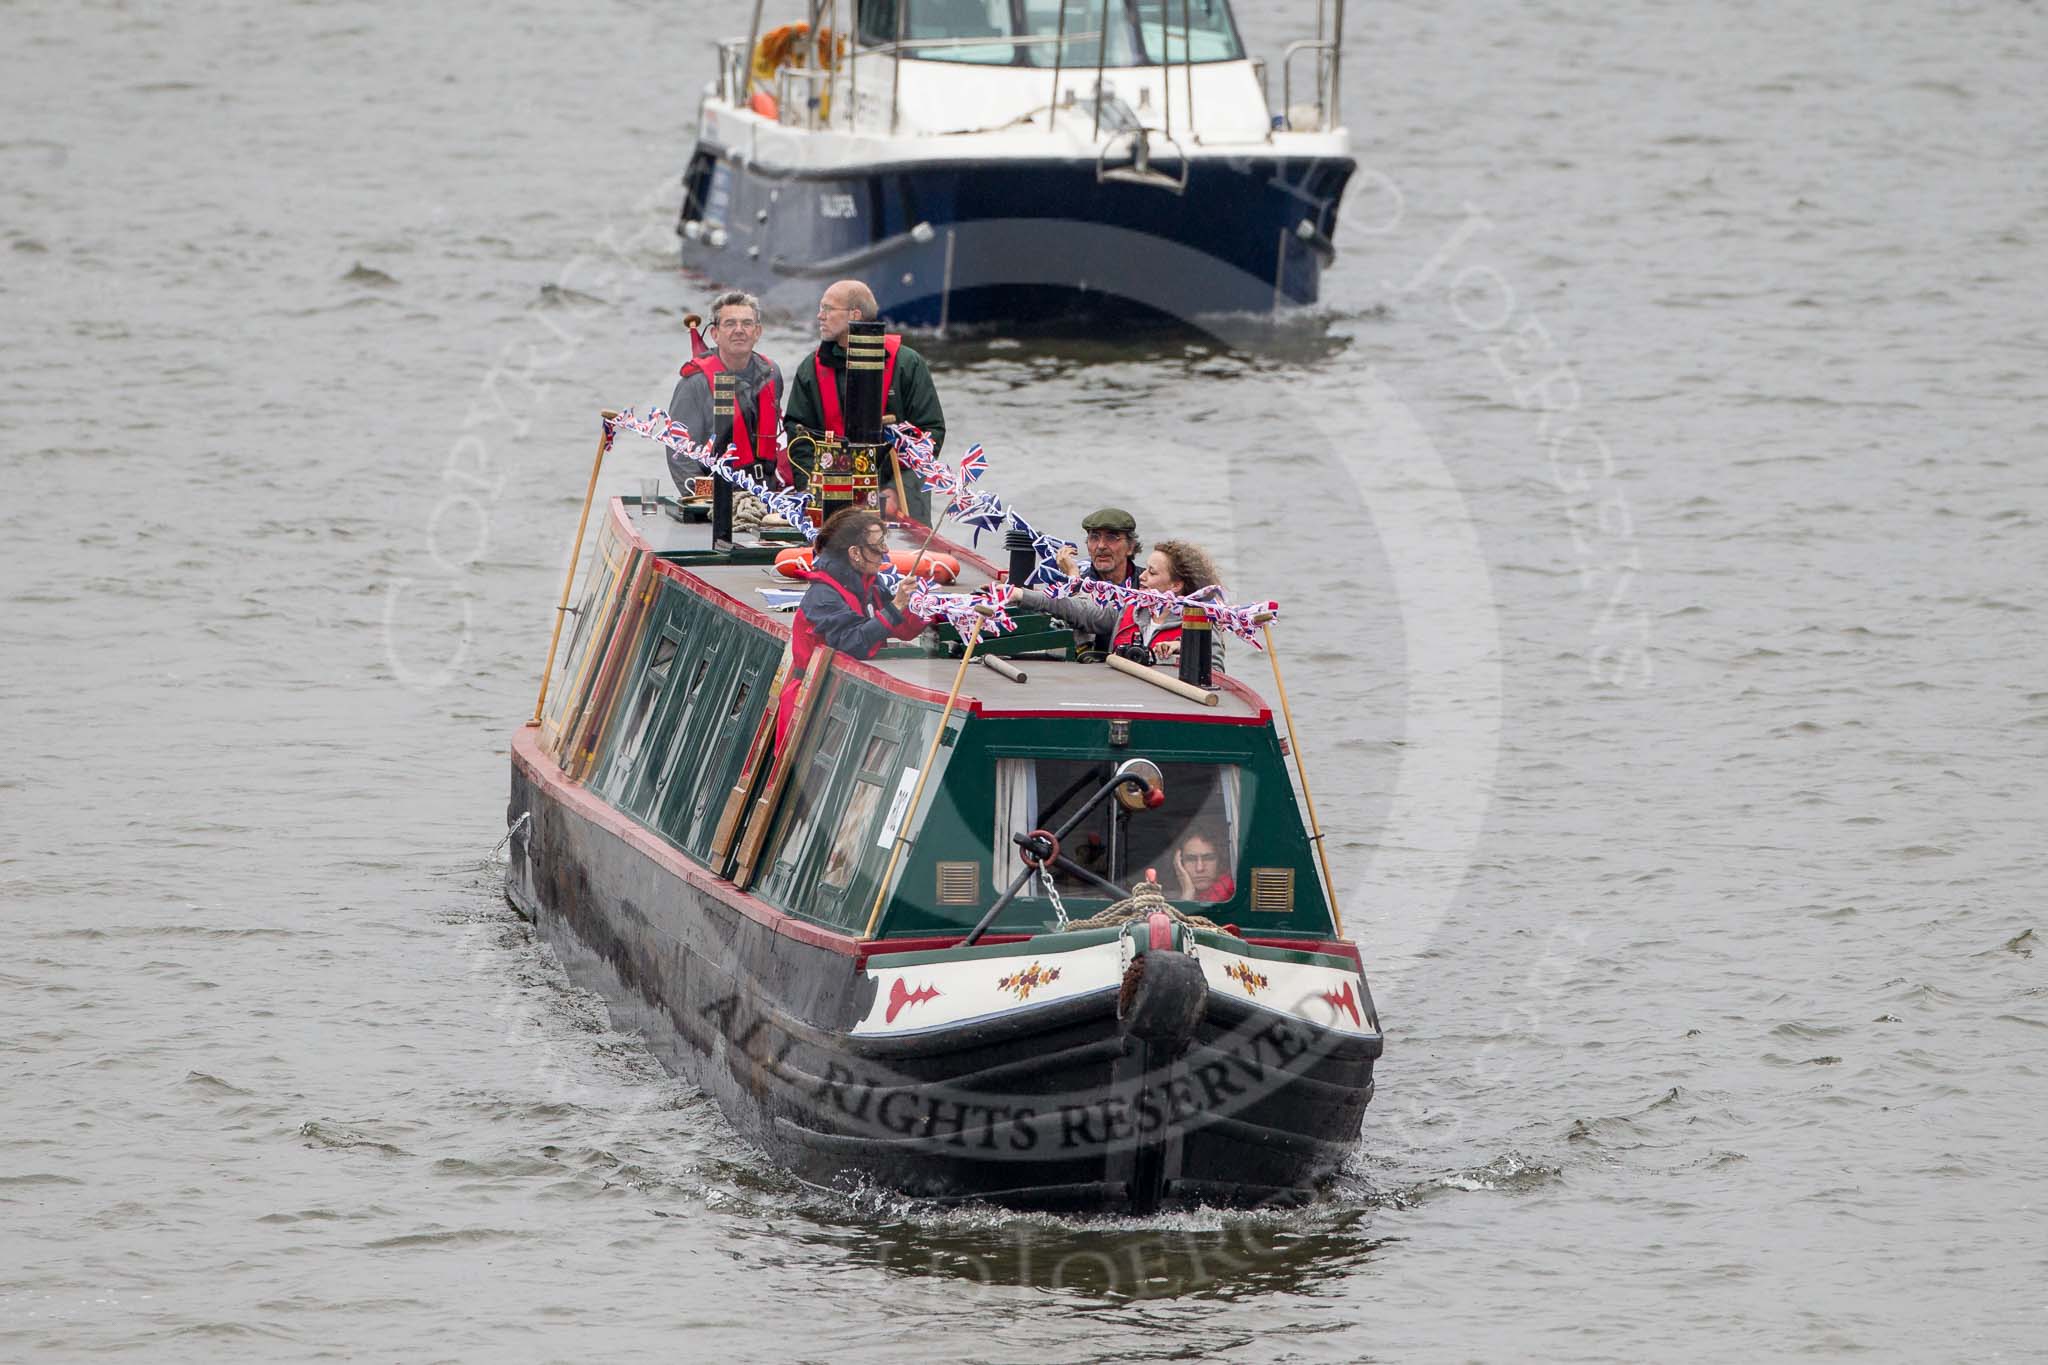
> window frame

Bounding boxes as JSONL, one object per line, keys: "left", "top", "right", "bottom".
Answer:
{"left": 990, "top": 754, "right": 1243, "bottom": 904}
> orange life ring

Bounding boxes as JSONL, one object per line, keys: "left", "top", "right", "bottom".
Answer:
{"left": 752, "top": 24, "right": 807, "bottom": 87}
{"left": 774, "top": 547, "right": 958, "bottom": 584}
{"left": 751, "top": 24, "right": 842, "bottom": 87}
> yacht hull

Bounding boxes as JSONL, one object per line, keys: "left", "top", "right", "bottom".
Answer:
{"left": 679, "top": 150, "right": 1354, "bottom": 327}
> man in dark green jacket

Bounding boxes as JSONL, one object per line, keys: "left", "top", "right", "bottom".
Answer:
{"left": 783, "top": 278, "right": 946, "bottom": 524}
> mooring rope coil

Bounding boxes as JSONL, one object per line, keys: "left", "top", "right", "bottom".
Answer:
{"left": 1062, "top": 878, "right": 1222, "bottom": 933}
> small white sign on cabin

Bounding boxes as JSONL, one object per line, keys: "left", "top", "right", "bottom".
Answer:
{"left": 877, "top": 767, "right": 919, "bottom": 848}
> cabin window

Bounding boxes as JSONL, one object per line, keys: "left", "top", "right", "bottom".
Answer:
{"left": 627, "top": 621, "right": 728, "bottom": 820}
{"left": 819, "top": 735, "right": 902, "bottom": 892}
{"left": 1128, "top": 0, "right": 1242, "bottom": 64}
{"left": 992, "top": 758, "right": 1240, "bottom": 904}
{"left": 613, "top": 633, "right": 681, "bottom": 780}
{"left": 657, "top": 625, "right": 785, "bottom": 857}
{"left": 773, "top": 712, "right": 853, "bottom": 880}
{"left": 859, "top": 0, "right": 1234, "bottom": 67}
{"left": 1013, "top": 0, "right": 1141, "bottom": 67}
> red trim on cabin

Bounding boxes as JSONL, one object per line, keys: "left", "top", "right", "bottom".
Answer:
{"left": 974, "top": 706, "right": 1266, "bottom": 726}
{"left": 1244, "top": 935, "right": 1363, "bottom": 971}
{"left": 823, "top": 653, "right": 961, "bottom": 708}
{"left": 855, "top": 933, "right": 1031, "bottom": 969}
{"left": 652, "top": 555, "right": 787, "bottom": 636}
{"left": 1213, "top": 671, "right": 1267, "bottom": 711}
{"left": 642, "top": 546, "right": 963, "bottom": 710}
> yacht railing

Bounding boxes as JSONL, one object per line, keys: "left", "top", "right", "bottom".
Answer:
{"left": 1280, "top": 0, "right": 1345, "bottom": 131}
{"left": 716, "top": 39, "right": 750, "bottom": 105}
{"left": 775, "top": 65, "right": 837, "bottom": 128}
{"left": 713, "top": 0, "right": 1343, "bottom": 140}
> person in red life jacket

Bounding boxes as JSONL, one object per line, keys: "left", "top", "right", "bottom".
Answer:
{"left": 1171, "top": 827, "right": 1236, "bottom": 904}
{"left": 1008, "top": 538, "right": 1226, "bottom": 672}
{"left": 781, "top": 279, "right": 946, "bottom": 524}
{"left": 774, "top": 508, "right": 931, "bottom": 749}
{"left": 1053, "top": 506, "right": 1143, "bottom": 655}
{"left": 668, "top": 290, "right": 790, "bottom": 493}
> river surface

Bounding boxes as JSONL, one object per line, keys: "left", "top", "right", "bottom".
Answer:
{"left": 4, "top": 0, "right": 2045, "bottom": 1360}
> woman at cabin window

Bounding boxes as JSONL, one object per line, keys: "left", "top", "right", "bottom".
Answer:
{"left": 1171, "top": 825, "right": 1235, "bottom": 903}
{"left": 994, "top": 757, "right": 1238, "bottom": 898}
{"left": 1008, "top": 538, "right": 1225, "bottom": 671}
{"left": 776, "top": 508, "right": 931, "bottom": 747}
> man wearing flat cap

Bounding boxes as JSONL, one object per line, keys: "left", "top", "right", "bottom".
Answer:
{"left": 1055, "top": 507, "right": 1142, "bottom": 655}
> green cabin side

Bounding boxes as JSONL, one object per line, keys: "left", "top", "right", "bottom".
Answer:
{"left": 539, "top": 514, "right": 1338, "bottom": 945}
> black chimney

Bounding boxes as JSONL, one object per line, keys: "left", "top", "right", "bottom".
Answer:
{"left": 710, "top": 370, "right": 735, "bottom": 549}
{"left": 1177, "top": 604, "right": 1215, "bottom": 688}
{"left": 1006, "top": 528, "right": 1037, "bottom": 587}
{"left": 843, "top": 321, "right": 887, "bottom": 446}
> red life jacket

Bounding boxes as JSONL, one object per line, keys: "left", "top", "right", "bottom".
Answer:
{"left": 789, "top": 570, "right": 869, "bottom": 674}
{"left": 774, "top": 567, "right": 923, "bottom": 748}
{"left": 814, "top": 336, "right": 902, "bottom": 434}
{"left": 680, "top": 353, "right": 787, "bottom": 483}
{"left": 1112, "top": 603, "right": 1181, "bottom": 653}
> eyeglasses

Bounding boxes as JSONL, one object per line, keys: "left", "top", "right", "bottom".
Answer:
{"left": 817, "top": 303, "right": 854, "bottom": 316}
{"left": 1085, "top": 531, "right": 1128, "bottom": 544}
{"left": 1184, "top": 852, "right": 1218, "bottom": 864}
{"left": 714, "top": 317, "right": 758, "bottom": 332}
{"left": 859, "top": 535, "right": 889, "bottom": 553}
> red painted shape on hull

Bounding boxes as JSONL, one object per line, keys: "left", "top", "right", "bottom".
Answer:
{"left": 885, "top": 977, "right": 942, "bottom": 1023}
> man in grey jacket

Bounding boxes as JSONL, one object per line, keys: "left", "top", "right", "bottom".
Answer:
{"left": 667, "top": 290, "right": 787, "bottom": 493}
{"left": 1054, "top": 507, "right": 1143, "bottom": 655}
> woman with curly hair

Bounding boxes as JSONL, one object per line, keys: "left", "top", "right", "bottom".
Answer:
{"left": 1011, "top": 538, "right": 1225, "bottom": 671}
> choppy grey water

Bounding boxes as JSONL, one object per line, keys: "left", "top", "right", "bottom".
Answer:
{"left": 5, "top": 0, "right": 2045, "bottom": 1359}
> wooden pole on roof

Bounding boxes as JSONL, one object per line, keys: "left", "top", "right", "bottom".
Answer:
{"left": 863, "top": 608, "right": 986, "bottom": 939}
{"left": 1260, "top": 616, "right": 1343, "bottom": 937}
{"left": 531, "top": 412, "right": 618, "bottom": 726}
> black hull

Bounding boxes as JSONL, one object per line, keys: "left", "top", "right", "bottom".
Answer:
{"left": 507, "top": 737, "right": 1378, "bottom": 1212}
{"left": 678, "top": 153, "right": 1353, "bottom": 329}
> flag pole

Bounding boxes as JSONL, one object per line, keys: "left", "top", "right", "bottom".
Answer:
{"left": 531, "top": 412, "right": 617, "bottom": 726}
{"left": 1260, "top": 616, "right": 1342, "bottom": 937}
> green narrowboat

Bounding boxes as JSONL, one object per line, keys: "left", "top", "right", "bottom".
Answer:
{"left": 505, "top": 464, "right": 1382, "bottom": 1212}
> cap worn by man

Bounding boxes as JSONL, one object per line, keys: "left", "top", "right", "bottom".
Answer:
{"left": 1081, "top": 507, "right": 1137, "bottom": 534}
